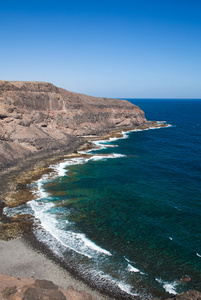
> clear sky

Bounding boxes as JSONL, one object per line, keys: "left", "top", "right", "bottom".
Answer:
{"left": 1, "top": 0, "right": 201, "bottom": 98}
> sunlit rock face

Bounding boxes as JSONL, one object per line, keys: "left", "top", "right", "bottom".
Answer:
{"left": 0, "top": 81, "right": 147, "bottom": 168}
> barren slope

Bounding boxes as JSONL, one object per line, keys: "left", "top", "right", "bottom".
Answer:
{"left": 0, "top": 81, "right": 146, "bottom": 168}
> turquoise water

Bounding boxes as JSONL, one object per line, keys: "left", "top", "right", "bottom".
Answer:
{"left": 5, "top": 99, "right": 201, "bottom": 299}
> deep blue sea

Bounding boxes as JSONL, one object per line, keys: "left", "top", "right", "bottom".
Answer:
{"left": 5, "top": 99, "right": 201, "bottom": 299}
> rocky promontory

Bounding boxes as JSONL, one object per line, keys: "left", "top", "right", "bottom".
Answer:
{"left": 0, "top": 82, "right": 199, "bottom": 300}
{"left": 0, "top": 80, "right": 147, "bottom": 169}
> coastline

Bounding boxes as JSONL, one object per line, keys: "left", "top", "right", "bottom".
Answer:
{"left": 0, "top": 121, "right": 166, "bottom": 212}
{"left": 0, "top": 121, "right": 168, "bottom": 299}
{"left": 0, "top": 237, "right": 111, "bottom": 299}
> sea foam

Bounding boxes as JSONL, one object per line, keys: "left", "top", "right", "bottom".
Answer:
{"left": 127, "top": 264, "right": 140, "bottom": 273}
{"left": 3, "top": 118, "right": 176, "bottom": 300}
{"left": 89, "top": 153, "right": 126, "bottom": 161}
{"left": 26, "top": 133, "right": 127, "bottom": 260}
{"left": 156, "top": 277, "right": 178, "bottom": 295}
{"left": 125, "top": 258, "right": 145, "bottom": 275}
{"left": 30, "top": 199, "right": 112, "bottom": 259}
{"left": 97, "top": 272, "right": 139, "bottom": 297}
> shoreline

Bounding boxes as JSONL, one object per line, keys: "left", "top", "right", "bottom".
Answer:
{"left": 0, "top": 237, "right": 111, "bottom": 299}
{"left": 0, "top": 121, "right": 169, "bottom": 299}
{"left": 0, "top": 121, "right": 166, "bottom": 212}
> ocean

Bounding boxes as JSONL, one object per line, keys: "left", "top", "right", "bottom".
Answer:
{"left": 4, "top": 99, "right": 201, "bottom": 299}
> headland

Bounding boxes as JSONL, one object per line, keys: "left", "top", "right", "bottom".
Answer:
{"left": 0, "top": 81, "right": 177, "bottom": 300}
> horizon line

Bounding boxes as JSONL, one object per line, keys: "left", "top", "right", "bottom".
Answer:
{"left": 115, "top": 97, "right": 201, "bottom": 100}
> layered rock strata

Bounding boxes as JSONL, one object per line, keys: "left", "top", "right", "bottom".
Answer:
{"left": 0, "top": 81, "right": 147, "bottom": 169}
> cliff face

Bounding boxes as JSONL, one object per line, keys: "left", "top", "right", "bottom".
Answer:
{"left": 0, "top": 81, "right": 147, "bottom": 168}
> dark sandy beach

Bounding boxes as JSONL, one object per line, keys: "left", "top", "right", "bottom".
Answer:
{"left": 0, "top": 123, "right": 167, "bottom": 300}
{"left": 0, "top": 237, "right": 112, "bottom": 299}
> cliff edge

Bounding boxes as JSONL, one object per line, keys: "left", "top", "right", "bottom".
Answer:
{"left": 0, "top": 81, "right": 146, "bottom": 169}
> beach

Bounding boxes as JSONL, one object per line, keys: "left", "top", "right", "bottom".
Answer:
{"left": 0, "top": 128, "right": 135, "bottom": 299}
{"left": 0, "top": 136, "right": 113, "bottom": 299}
{"left": 0, "top": 237, "right": 111, "bottom": 299}
{"left": 0, "top": 121, "right": 175, "bottom": 300}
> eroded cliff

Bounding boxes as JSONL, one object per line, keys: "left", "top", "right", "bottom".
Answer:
{"left": 0, "top": 81, "right": 147, "bottom": 168}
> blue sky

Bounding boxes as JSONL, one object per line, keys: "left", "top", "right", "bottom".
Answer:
{"left": 1, "top": 0, "right": 201, "bottom": 98}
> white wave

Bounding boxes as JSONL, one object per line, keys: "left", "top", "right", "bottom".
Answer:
{"left": 109, "top": 153, "right": 126, "bottom": 158}
{"left": 125, "top": 257, "right": 145, "bottom": 275}
{"left": 30, "top": 200, "right": 92, "bottom": 258}
{"left": 91, "top": 140, "right": 109, "bottom": 150}
{"left": 98, "top": 272, "right": 139, "bottom": 297}
{"left": 125, "top": 257, "right": 130, "bottom": 262}
{"left": 26, "top": 147, "right": 124, "bottom": 260}
{"left": 49, "top": 153, "right": 125, "bottom": 176}
{"left": 117, "top": 281, "right": 139, "bottom": 297}
{"left": 29, "top": 198, "right": 111, "bottom": 259}
{"left": 121, "top": 131, "right": 130, "bottom": 139}
{"left": 156, "top": 277, "right": 178, "bottom": 295}
{"left": 130, "top": 128, "right": 145, "bottom": 132}
{"left": 152, "top": 121, "right": 172, "bottom": 129}
{"left": 127, "top": 264, "right": 140, "bottom": 273}
{"left": 108, "top": 136, "right": 120, "bottom": 142}
{"left": 22, "top": 122, "right": 171, "bottom": 281}
{"left": 196, "top": 253, "right": 201, "bottom": 257}
{"left": 157, "top": 121, "right": 167, "bottom": 124}
{"left": 87, "top": 123, "right": 171, "bottom": 156}
{"left": 3, "top": 204, "right": 33, "bottom": 217}
{"left": 77, "top": 150, "right": 91, "bottom": 154}
{"left": 78, "top": 139, "right": 118, "bottom": 155}
{"left": 148, "top": 124, "right": 172, "bottom": 130}
{"left": 89, "top": 131, "right": 128, "bottom": 150}
{"left": 89, "top": 155, "right": 107, "bottom": 161}
{"left": 163, "top": 283, "right": 178, "bottom": 295}
{"left": 149, "top": 126, "right": 163, "bottom": 130}
{"left": 107, "top": 144, "right": 118, "bottom": 148}
{"left": 32, "top": 175, "right": 50, "bottom": 199}
{"left": 127, "top": 123, "right": 172, "bottom": 133}
{"left": 36, "top": 181, "right": 49, "bottom": 199}
{"left": 50, "top": 157, "right": 88, "bottom": 177}
{"left": 76, "top": 233, "right": 112, "bottom": 256}
{"left": 108, "top": 132, "right": 128, "bottom": 141}
{"left": 30, "top": 200, "right": 55, "bottom": 218}
{"left": 52, "top": 161, "right": 69, "bottom": 177}
{"left": 89, "top": 153, "right": 126, "bottom": 161}
{"left": 80, "top": 123, "right": 171, "bottom": 156}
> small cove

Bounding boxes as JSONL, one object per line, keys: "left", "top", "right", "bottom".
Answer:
{"left": 4, "top": 99, "right": 201, "bottom": 299}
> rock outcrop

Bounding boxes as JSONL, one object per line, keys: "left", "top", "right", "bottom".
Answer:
{"left": 165, "top": 290, "right": 201, "bottom": 300}
{"left": 0, "top": 275, "right": 94, "bottom": 300}
{"left": 0, "top": 81, "right": 147, "bottom": 169}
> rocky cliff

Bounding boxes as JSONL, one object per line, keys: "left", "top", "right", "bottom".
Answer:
{"left": 0, "top": 81, "right": 147, "bottom": 168}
